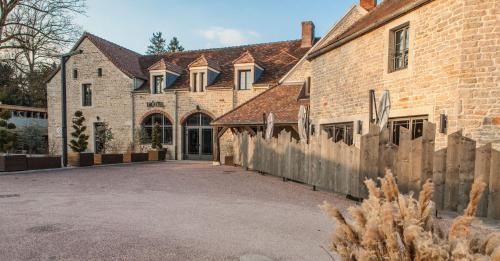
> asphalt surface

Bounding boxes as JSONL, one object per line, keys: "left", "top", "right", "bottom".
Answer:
{"left": 0, "top": 161, "right": 353, "bottom": 261}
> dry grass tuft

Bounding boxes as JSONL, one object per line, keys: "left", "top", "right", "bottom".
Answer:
{"left": 320, "top": 169, "right": 499, "bottom": 261}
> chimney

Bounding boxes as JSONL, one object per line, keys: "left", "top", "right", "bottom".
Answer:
{"left": 301, "top": 21, "right": 315, "bottom": 48}
{"left": 360, "top": 0, "right": 377, "bottom": 11}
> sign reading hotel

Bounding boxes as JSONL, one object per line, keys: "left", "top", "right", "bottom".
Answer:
{"left": 147, "top": 101, "right": 165, "bottom": 108}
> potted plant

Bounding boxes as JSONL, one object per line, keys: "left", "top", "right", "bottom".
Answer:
{"left": 123, "top": 128, "right": 149, "bottom": 163}
{"left": 93, "top": 121, "right": 123, "bottom": 165}
{"left": 68, "top": 111, "right": 93, "bottom": 167}
{"left": 0, "top": 110, "right": 25, "bottom": 172}
{"left": 148, "top": 123, "right": 166, "bottom": 161}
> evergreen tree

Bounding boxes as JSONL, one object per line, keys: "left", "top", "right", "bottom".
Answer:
{"left": 69, "top": 110, "right": 89, "bottom": 153}
{"left": 166, "top": 37, "right": 185, "bottom": 53}
{"left": 151, "top": 122, "right": 162, "bottom": 150}
{"left": 146, "top": 32, "right": 167, "bottom": 55}
{"left": 95, "top": 122, "right": 114, "bottom": 154}
{"left": 0, "top": 110, "right": 17, "bottom": 153}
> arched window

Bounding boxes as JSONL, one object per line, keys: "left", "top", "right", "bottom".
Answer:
{"left": 141, "top": 113, "right": 172, "bottom": 144}
{"left": 184, "top": 112, "right": 212, "bottom": 127}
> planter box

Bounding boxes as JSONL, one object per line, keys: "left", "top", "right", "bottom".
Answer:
{"left": 26, "top": 156, "right": 61, "bottom": 170}
{"left": 148, "top": 150, "right": 166, "bottom": 161}
{"left": 224, "top": 156, "right": 234, "bottom": 166}
{"left": 94, "top": 154, "right": 123, "bottom": 165}
{"left": 0, "top": 154, "right": 27, "bottom": 172}
{"left": 123, "top": 152, "right": 149, "bottom": 163}
{"left": 68, "top": 152, "right": 94, "bottom": 167}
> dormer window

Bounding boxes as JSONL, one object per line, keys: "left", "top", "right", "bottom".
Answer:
{"left": 238, "top": 70, "right": 251, "bottom": 90}
{"left": 147, "top": 59, "right": 183, "bottom": 93}
{"left": 153, "top": 75, "right": 163, "bottom": 94}
{"left": 232, "top": 51, "right": 264, "bottom": 91}
{"left": 188, "top": 55, "right": 220, "bottom": 92}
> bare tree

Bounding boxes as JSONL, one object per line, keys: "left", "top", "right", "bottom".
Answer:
{"left": 1, "top": 0, "right": 86, "bottom": 73}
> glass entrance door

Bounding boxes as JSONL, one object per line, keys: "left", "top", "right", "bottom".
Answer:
{"left": 183, "top": 113, "right": 213, "bottom": 160}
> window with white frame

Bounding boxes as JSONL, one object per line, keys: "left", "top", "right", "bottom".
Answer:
{"left": 387, "top": 115, "right": 428, "bottom": 145}
{"left": 152, "top": 75, "right": 163, "bottom": 94}
{"left": 199, "top": 72, "right": 205, "bottom": 92}
{"left": 238, "top": 70, "right": 251, "bottom": 90}
{"left": 390, "top": 23, "right": 410, "bottom": 72}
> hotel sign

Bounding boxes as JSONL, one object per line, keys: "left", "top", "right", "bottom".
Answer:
{"left": 146, "top": 101, "right": 165, "bottom": 108}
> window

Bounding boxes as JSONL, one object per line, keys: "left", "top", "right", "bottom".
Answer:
{"left": 153, "top": 75, "right": 163, "bottom": 94}
{"left": 238, "top": 70, "right": 251, "bottom": 90}
{"left": 305, "top": 76, "right": 311, "bottom": 97}
{"left": 141, "top": 113, "right": 172, "bottom": 145}
{"left": 97, "top": 68, "right": 102, "bottom": 77}
{"left": 390, "top": 24, "right": 409, "bottom": 72}
{"left": 200, "top": 72, "right": 205, "bottom": 91}
{"left": 192, "top": 72, "right": 198, "bottom": 92}
{"left": 82, "top": 84, "right": 92, "bottom": 106}
{"left": 387, "top": 115, "right": 428, "bottom": 145}
{"left": 73, "top": 69, "right": 78, "bottom": 79}
{"left": 323, "top": 122, "right": 354, "bottom": 146}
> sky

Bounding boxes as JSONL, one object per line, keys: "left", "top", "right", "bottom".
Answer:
{"left": 75, "top": 0, "right": 359, "bottom": 54}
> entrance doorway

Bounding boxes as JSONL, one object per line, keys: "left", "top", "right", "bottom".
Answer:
{"left": 183, "top": 113, "right": 213, "bottom": 160}
{"left": 94, "top": 122, "right": 105, "bottom": 154}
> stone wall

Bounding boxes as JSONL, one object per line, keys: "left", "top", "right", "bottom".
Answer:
{"left": 309, "top": 0, "right": 499, "bottom": 149}
{"left": 47, "top": 38, "right": 134, "bottom": 155}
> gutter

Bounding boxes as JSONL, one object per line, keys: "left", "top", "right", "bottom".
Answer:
{"left": 174, "top": 90, "right": 179, "bottom": 160}
{"left": 307, "top": 0, "right": 434, "bottom": 60}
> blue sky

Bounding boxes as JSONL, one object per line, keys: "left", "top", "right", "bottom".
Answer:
{"left": 75, "top": 0, "right": 358, "bottom": 54}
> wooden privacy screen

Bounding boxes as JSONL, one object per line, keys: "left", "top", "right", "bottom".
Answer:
{"left": 233, "top": 122, "right": 500, "bottom": 219}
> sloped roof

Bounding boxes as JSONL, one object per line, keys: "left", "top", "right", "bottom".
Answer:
{"left": 308, "top": 0, "right": 433, "bottom": 59}
{"left": 212, "top": 84, "right": 308, "bottom": 125}
{"left": 46, "top": 32, "right": 146, "bottom": 82}
{"left": 47, "top": 32, "right": 312, "bottom": 90}
{"left": 137, "top": 39, "right": 310, "bottom": 91}
{"left": 187, "top": 55, "right": 221, "bottom": 71}
{"left": 148, "top": 58, "right": 183, "bottom": 74}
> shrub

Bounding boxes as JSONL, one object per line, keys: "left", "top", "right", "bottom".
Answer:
{"left": 94, "top": 121, "right": 114, "bottom": 154}
{"left": 69, "top": 110, "right": 89, "bottom": 153}
{"left": 320, "top": 170, "right": 500, "bottom": 261}
{"left": 0, "top": 110, "right": 16, "bottom": 152}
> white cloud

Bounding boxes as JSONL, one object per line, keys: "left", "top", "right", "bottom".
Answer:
{"left": 199, "top": 27, "right": 260, "bottom": 46}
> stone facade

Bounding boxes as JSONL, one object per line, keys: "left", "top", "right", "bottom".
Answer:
{"left": 308, "top": 0, "right": 499, "bottom": 149}
{"left": 47, "top": 38, "right": 134, "bottom": 154}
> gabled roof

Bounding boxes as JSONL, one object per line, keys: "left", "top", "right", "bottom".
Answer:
{"left": 308, "top": 0, "right": 434, "bottom": 59}
{"left": 46, "top": 32, "right": 147, "bottom": 82}
{"left": 137, "top": 39, "right": 310, "bottom": 91}
{"left": 212, "top": 84, "right": 308, "bottom": 126}
{"left": 188, "top": 55, "right": 221, "bottom": 71}
{"left": 148, "top": 58, "right": 183, "bottom": 75}
{"left": 233, "top": 51, "right": 256, "bottom": 64}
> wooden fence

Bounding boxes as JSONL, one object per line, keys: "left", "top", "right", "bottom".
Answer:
{"left": 232, "top": 122, "right": 500, "bottom": 219}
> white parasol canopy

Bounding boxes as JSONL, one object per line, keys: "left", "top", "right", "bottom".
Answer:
{"left": 298, "top": 105, "right": 308, "bottom": 143}
{"left": 377, "top": 90, "right": 391, "bottom": 131}
{"left": 265, "top": 112, "right": 275, "bottom": 140}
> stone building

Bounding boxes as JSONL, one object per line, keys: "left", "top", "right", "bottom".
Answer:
{"left": 46, "top": 23, "right": 314, "bottom": 160}
{"left": 214, "top": 0, "right": 499, "bottom": 157}
{"left": 305, "top": 0, "right": 499, "bottom": 149}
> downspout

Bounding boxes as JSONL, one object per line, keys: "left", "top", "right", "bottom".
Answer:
{"left": 131, "top": 78, "right": 136, "bottom": 150}
{"left": 174, "top": 90, "right": 179, "bottom": 160}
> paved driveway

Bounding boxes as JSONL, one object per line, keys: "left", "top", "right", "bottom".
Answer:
{"left": 0, "top": 161, "right": 352, "bottom": 261}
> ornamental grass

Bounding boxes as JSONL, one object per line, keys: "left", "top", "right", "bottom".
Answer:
{"left": 320, "top": 169, "right": 500, "bottom": 261}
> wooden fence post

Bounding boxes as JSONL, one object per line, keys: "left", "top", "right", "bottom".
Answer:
{"left": 457, "top": 136, "right": 476, "bottom": 213}
{"left": 433, "top": 148, "right": 447, "bottom": 210}
{"left": 487, "top": 149, "right": 500, "bottom": 219}
{"left": 395, "top": 127, "right": 411, "bottom": 194}
{"left": 474, "top": 144, "right": 491, "bottom": 217}
{"left": 358, "top": 124, "right": 379, "bottom": 198}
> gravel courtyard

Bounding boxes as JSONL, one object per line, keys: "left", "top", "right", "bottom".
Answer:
{"left": 0, "top": 161, "right": 353, "bottom": 261}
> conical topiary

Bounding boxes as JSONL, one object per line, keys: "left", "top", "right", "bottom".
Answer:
{"left": 151, "top": 122, "right": 162, "bottom": 150}
{"left": 69, "top": 110, "right": 89, "bottom": 152}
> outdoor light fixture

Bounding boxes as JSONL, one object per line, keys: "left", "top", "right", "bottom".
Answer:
{"left": 60, "top": 49, "right": 83, "bottom": 167}
{"left": 196, "top": 105, "right": 201, "bottom": 111}
{"left": 439, "top": 113, "right": 447, "bottom": 134}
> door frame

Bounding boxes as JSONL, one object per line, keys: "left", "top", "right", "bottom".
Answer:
{"left": 184, "top": 126, "right": 213, "bottom": 160}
